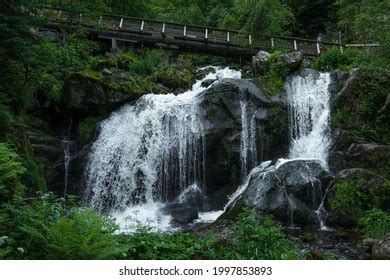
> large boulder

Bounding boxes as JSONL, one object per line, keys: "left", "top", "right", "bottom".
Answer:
{"left": 198, "top": 79, "right": 288, "bottom": 208}
{"left": 163, "top": 203, "right": 199, "bottom": 224}
{"left": 324, "top": 168, "right": 389, "bottom": 228}
{"left": 174, "top": 183, "right": 205, "bottom": 210}
{"left": 276, "top": 51, "right": 303, "bottom": 72}
{"left": 372, "top": 235, "right": 390, "bottom": 260}
{"left": 251, "top": 51, "right": 271, "bottom": 75}
{"left": 222, "top": 159, "right": 333, "bottom": 225}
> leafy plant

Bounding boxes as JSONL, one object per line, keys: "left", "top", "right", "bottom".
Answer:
{"left": 231, "top": 210, "right": 299, "bottom": 260}
{"left": 358, "top": 208, "right": 390, "bottom": 238}
{"left": 314, "top": 47, "right": 357, "bottom": 71}
{"left": 329, "top": 179, "right": 389, "bottom": 222}
{"left": 0, "top": 143, "right": 25, "bottom": 203}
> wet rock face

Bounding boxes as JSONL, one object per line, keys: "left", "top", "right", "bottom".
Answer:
{"left": 198, "top": 79, "right": 288, "bottom": 206}
{"left": 224, "top": 160, "right": 333, "bottom": 226}
{"left": 163, "top": 203, "right": 199, "bottom": 224}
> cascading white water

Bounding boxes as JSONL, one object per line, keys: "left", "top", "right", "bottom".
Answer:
{"left": 287, "top": 70, "right": 332, "bottom": 228}
{"left": 221, "top": 70, "right": 332, "bottom": 228}
{"left": 239, "top": 99, "right": 257, "bottom": 179}
{"left": 84, "top": 67, "right": 241, "bottom": 232}
{"left": 286, "top": 71, "right": 331, "bottom": 166}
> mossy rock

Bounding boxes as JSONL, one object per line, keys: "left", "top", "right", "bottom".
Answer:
{"left": 324, "top": 168, "right": 390, "bottom": 228}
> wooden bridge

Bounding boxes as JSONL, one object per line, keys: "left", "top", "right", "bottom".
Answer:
{"left": 37, "top": 7, "right": 343, "bottom": 59}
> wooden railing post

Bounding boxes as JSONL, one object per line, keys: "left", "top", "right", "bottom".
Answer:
{"left": 98, "top": 15, "right": 102, "bottom": 24}
{"left": 316, "top": 41, "right": 321, "bottom": 54}
{"left": 249, "top": 35, "right": 252, "bottom": 45}
{"left": 205, "top": 28, "right": 208, "bottom": 40}
{"left": 140, "top": 20, "right": 145, "bottom": 32}
{"left": 57, "top": 10, "right": 62, "bottom": 19}
{"left": 271, "top": 37, "right": 275, "bottom": 48}
{"left": 294, "top": 40, "right": 298, "bottom": 51}
{"left": 227, "top": 31, "right": 230, "bottom": 42}
{"left": 161, "top": 23, "right": 166, "bottom": 36}
{"left": 119, "top": 18, "right": 123, "bottom": 29}
{"left": 183, "top": 25, "right": 187, "bottom": 37}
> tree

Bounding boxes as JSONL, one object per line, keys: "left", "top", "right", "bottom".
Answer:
{"left": 337, "top": 0, "right": 390, "bottom": 43}
{"left": 220, "top": 0, "right": 295, "bottom": 36}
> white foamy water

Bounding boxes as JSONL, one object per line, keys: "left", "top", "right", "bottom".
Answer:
{"left": 286, "top": 71, "right": 331, "bottom": 166}
{"left": 84, "top": 67, "right": 241, "bottom": 232}
{"left": 239, "top": 98, "right": 257, "bottom": 179}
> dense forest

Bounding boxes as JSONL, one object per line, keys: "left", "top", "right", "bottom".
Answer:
{"left": 0, "top": 0, "right": 389, "bottom": 260}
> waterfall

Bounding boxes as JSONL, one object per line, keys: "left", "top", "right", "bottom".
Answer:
{"left": 286, "top": 71, "right": 331, "bottom": 166}
{"left": 239, "top": 97, "right": 257, "bottom": 179}
{"left": 61, "top": 138, "right": 71, "bottom": 196}
{"left": 84, "top": 67, "right": 241, "bottom": 231}
{"left": 221, "top": 70, "right": 332, "bottom": 228}
{"left": 286, "top": 70, "right": 332, "bottom": 228}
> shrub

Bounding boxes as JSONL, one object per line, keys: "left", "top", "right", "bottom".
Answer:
{"left": 1, "top": 193, "right": 124, "bottom": 260}
{"left": 118, "top": 210, "right": 300, "bottom": 260}
{"left": 117, "top": 230, "right": 207, "bottom": 260}
{"left": 314, "top": 47, "right": 357, "bottom": 71}
{"left": 230, "top": 211, "right": 299, "bottom": 260}
{"left": 127, "top": 49, "right": 163, "bottom": 75}
{"left": 358, "top": 208, "right": 390, "bottom": 238}
{"left": 329, "top": 179, "right": 389, "bottom": 221}
{"left": 0, "top": 143, "right": 25, "bottom": 203}
{"left": 44, "top": 209, "right": 123, "bottom": 260}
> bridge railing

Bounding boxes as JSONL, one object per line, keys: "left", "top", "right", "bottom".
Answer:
{"left": 38, "top": 6, "right": 343, "bottom": 56}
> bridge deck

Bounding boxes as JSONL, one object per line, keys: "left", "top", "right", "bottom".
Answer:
{"left": 37, "top": 7, "right": 343, "bottom": 59}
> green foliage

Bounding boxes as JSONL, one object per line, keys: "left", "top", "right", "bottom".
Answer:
{"left": 21, "top": 157, "right": 47, "bottom": 193}
{"left": 220, "top": 0, "right": 295, "bottom": 36}
{"left": 231, "top": 211, "right": 299, "bottom": 260}
{"left": 78, "top": 117, "right": 104, "bottom": 144}
{"left": 337, "top": 0, "right": 389, "bottom": 43}
{"left": 329, "top": 179, "right": 389, "bottom": 221}
{"left": 43, "top": 209, "right": 123, "bottom": 259}
{"left": 331, "top": 68, "right": 390, "bottom": 144}
{"left": 117, "top": 230, "right": 207, "bottom": 260}
{"left": 1, "top": 192, "right": 124, "bottom": 259}
{"left": 127, "top": 49, "right": 163, "bottom": 76}
{"left": 329, "top": 179, "right": 367, "bottom": 219}
{"left": 118, "top": 210, "right": 299, "bottom": 260}
{"left": 358, "top": 208, "right": 390, "bottom": 238}
{"left": 0, "top": 143, "right": 26, "bottom": 203}
{"left": 253, "top": 51, "right": 291, "bottom": 94}
{"left": 314, "top": 47, "right": 357, "bottom": 71}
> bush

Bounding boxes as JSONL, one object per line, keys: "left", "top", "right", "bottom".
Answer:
{"left": 230, "top": 211, "right": 299, "bottom": 260}
{"left": 117, "top": 230, "right": 207, "bottom": 260}
{"left": 314, "top": 47, "right": 357, "bottom": 71}
{"left": 127, "top": 49, "right": 163, "bottom": 75}
{"left": 118, "top": 210, "right": 300, "bottom": 260}
{"left": 358, "top": 208, "right": 390, "bottom": 238}
{"left": 329, "top": 179, "right": 389, "bottom": 221}
{"left": 0, "top": 143, "right": 25, "bottom": 203}
{"left": 1, "top": 193, "right": 124, "bottom": 260}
